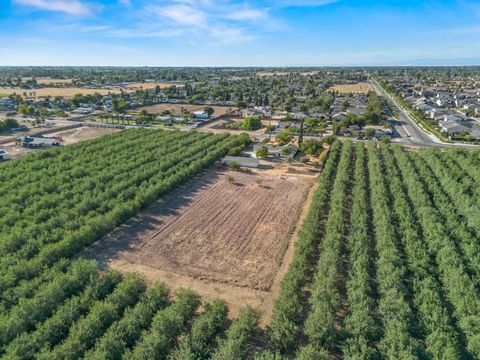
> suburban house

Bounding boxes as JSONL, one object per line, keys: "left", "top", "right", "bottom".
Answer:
{"left": 0, "top": 149, "right": 8, "bottom": 161}
{"left": 194, "top": 111, "right": 209, "bottom": 120}
{"left": 440, "top": 121, "right": 470, "bottom": 135}
{"left": 0, "top": 99, "right": 15, "bottom": 111}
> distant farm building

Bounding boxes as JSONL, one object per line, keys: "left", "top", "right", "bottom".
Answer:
{"left": 222, "top": 156, "right": 259, "bottom": 168}
{"left": 16, "top": 136, "right": 61, "bottom": 148}
{"left": 194, "top": 111, "right": 209, "bottom": 120}
{"left": 0, "top": 149, "right": 8, "bottom": 161}
{"left": 74, "top": 107, "right": 94, "bottom": 114}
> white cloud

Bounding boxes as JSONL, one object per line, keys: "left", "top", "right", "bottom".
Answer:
{"left": 14, "top": 0, "right": 92, "bottom": 15}
{"left": 155, "top": 4, "right": 207, "bottom": 26}
{"left": 118, "top": 0, "right": 131, "bottom": 5}
{"left": 141, "top": 1, "right": 261, "bottom": 43}
{"left": 227, "top": 8, "right": 268, "bottom": 21}
{"left": 273, "top": 0, "right": 338, "bottom": 7}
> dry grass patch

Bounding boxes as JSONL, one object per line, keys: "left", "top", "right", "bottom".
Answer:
{"left": 139, "top": 103, "right": 235, "bottom": 116}
{"left": 328, "top": 83, "right": 373, "bottom": 94}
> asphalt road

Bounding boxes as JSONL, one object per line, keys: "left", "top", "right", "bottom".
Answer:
{"left": 369, "top": 79, "right": 480, "bottom": 148}
{"left": 369, "top": 79, "right": 447, "bottom": 147}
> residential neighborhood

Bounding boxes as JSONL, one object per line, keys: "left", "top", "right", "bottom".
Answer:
{"left": 377, "top": 69, "right": 480, "bottom": 141}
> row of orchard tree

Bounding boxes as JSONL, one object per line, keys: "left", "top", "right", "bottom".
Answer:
{"left": 2, "top": 128, "right": 480, "bottom": 359}
{"left": 266, "top": 141, "right": 480, "bottom": 359}
{"left": 0, "top": 128, "right": 265, "bottom": 359}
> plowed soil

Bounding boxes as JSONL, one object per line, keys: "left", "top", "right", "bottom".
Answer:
{"left": 83, "top": 169, "right": 310, "bottom": 291}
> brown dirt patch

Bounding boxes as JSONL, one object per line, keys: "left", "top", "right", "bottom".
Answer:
{"left": 83, "top": 170, "right": 310, "bottom": 290}
{"left": 328, "top": 83, "right": 373, "bottom": 94}
{"left": 138, "top": 104, "right": 236, "bottom": 116}
{"left": 0, "top": 87, "right": 115, "bottom": 98}
{"left": 44, "top": 127, "right": 121, "bottom": 145}
{"left": 122, "top": 82, "right": 183, "bottom": 90}
{"left": 82, "top": 167, "right": 315, "bottom": 324}
{"left": 0, "top": 83, "right": 180, "bottom": 99}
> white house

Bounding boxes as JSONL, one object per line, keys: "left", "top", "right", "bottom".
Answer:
{"left": 194, "top": 111, "right": 209, "bottom": 120}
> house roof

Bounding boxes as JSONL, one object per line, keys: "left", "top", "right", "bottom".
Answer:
{"left": 470, "top": 130, "right": 480, "bottom": 139}
{"left": 223, "top": 156, "right": 259, "bottom": 167}
{"left": 441, "top": 121, "right": 470, "bottom": 134}
{"left": 16, "top": 136, "right": 60, "bottom": 146}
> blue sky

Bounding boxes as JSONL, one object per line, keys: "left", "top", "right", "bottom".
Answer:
{"left": 1, "top": 0, "right": 480, "bottom": 66}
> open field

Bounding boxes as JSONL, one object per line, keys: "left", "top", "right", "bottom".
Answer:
{"left": 328, "top": 82, "right": 373, "bottom": 93}
{"left": 0, "top": 122, "right": 80, "bottom": 145}
{"left": 0, "top": 82, "right": 180, "bottom": 98}
{"left": 82, "top": 168, "right": 312, "bottom": 290}
{"left": 35, "top": 78, "right": 73, "bottom": 85}
{"left": 138, "top": 103, "right": 236, "bottom": 116}
{"left": 44, "top": 126, "right": 121, "bottom": 145}
{"left": 0, "top": 87, "right": 116, "bottom": 98}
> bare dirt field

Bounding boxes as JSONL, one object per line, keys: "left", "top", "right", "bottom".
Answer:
{"left": 0, "top": 83, "right": 180, "bottom": 99}
{"left": 82, "top": 165, "right": 316, "bottom": 322}
{"left": 138, "top": 103, "right": 236, "bottom": 116}
{"left": 0, "top": 126, "right": 121, "bottom": 158}
{"left": 44, "top": 126, "right": 121, "bottom": 145}
{"left": 0, "top": 87, "right": 115, "bottom": 98}
{"left": 0, "top": 143, "right": 33, "bottom": 158}
{"left": 328, "top": 83, "right": 373, "bottom": 94}
{"left": 0, "top": 123, "right": 74, "bottom": 145}
{"left": 38, "top": 78, "right": 71, "bottom": 85}
{"left": 123, "top": 82, "right": 183, "bottom": 90}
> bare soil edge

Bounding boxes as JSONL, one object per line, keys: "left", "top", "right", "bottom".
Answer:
{"left": 103, "top": 178, "right": 318, "bottom": 328}
{"left": 259, "top": 179, "right": 319, "bottom": 327}
{"left": 82, "top": 164, "right": 318, "bottom": 328}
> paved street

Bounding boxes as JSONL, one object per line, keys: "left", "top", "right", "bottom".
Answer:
{"left": 369, "top": 79, "right": 478, "bottom": 148}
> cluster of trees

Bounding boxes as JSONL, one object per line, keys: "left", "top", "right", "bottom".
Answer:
{"left": 391, "top": 145, "right": 480, "bottom": 357}
{"left": 1, "top": 268, "right": 259, "bottom": 359}
{"left": 342, "top": 143, "right": 379, "bottom": 359}
{"left": 37, "top": 274, "right": 147, "bottom": 359}
{"left": 83, "top": 282, "right": 169, "bottom": 360}
{"left": 0, "top": 118, "right": 19, "bottom": 132}
{"left": 367, "top": 143, "right": 420, "bottom": 358}
{"left": 242, "top": 116, "right": 262, "bottom": 131}
{"left": 3, "top": 124, "right": 480, "bottom": 358}
{"left": 3, "top": 269, "right": 122, "bottom": 359}
{"left": 380, "top": 145, "right": 461, "bottom": 358}
{"left": 332, "top": 91, "right": 387, "bottom": 134}
{"left": 300, "top": 139, "right": 323, "bottom": 156}
{"left": 170, "top": 299, "right": 228, "bottom": 359}
{"left": 211, "top": 306, "right": 260, "bottom": 360}
{"left": 0, "top": 128, "right": 265, "bottom": 359}
{"left": 268, "top": 141, "right": 342, "bottom": 353}
{"left": 0, "top": 130, "right": 250, "bottom": 294}
{"left": 409, "top": 152, "right": 480, "bottom": 280}
{"left": 275, "top": 130, "right": 293, "bottom": 145}
{"left": 266, "top": 141, "right": 480, "bottom": 359}
{"left": 0, "top": 259, "right": 99, "bottom": 346}
{"left": 299, "top": 141, "right": 353, "bottom": 356}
